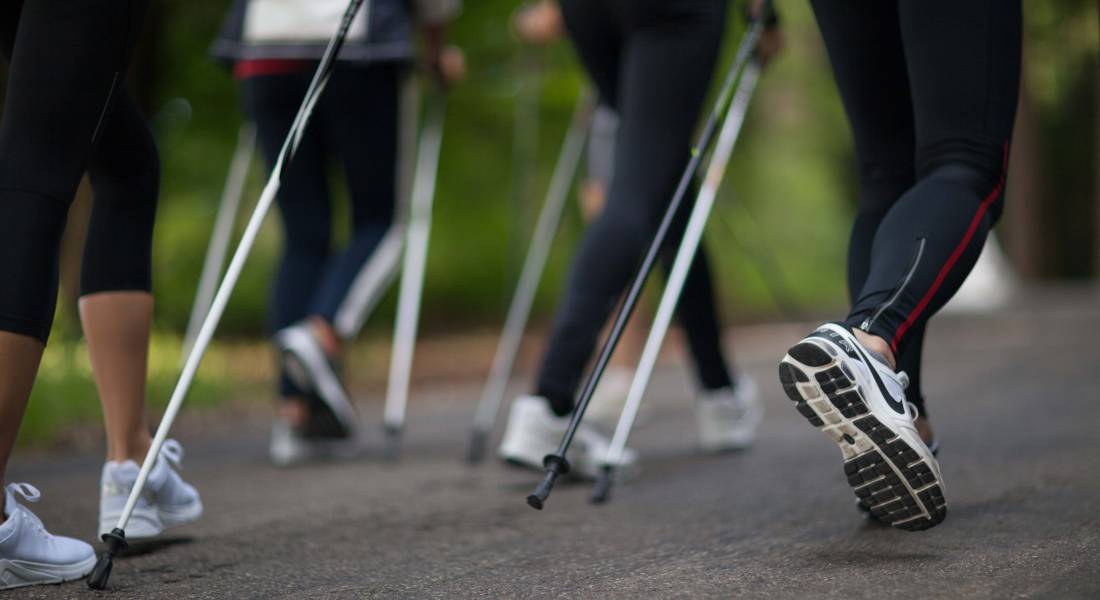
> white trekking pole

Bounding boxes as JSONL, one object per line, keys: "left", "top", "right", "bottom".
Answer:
{"left": 381, "top": 94, "right": 446, "bottom": 459}
{"left": 590, "top": 61, "right": 762, "bottom": 504}
{"left": 181, "top": 122, "right": 256, "bottom": 360}
{"left": 466, "top": 90, "right": 593, "bottom": 463}
{"left": 87, "top": 0, "right": 371, "bottom": 589}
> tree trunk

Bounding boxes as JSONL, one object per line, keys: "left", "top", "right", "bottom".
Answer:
{"left": 1003, "top": 63, "right": 1046, "bottom": 278}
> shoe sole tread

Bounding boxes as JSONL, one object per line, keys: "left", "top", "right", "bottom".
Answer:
{"left": 779, "top": 341, "right": 946, "bottom": 531}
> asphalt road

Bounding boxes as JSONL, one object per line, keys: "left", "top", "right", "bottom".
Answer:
{"left": 8, "top": 286, "right": 1100, "bottom": 599}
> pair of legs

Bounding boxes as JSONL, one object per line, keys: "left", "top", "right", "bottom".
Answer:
{"left": 537, "top": 0, "right": 734, "bottom": 416}
{"left": 579, "top": 103, "right": 733, "bottom": 387}
{"left": 0, "top": 0, "right": 160, "bottom": 496}
{"left": 242, "top": 62, "right": 400, "bottom": 414}
{"left": 778, "top": 0, "right": 1020, "bottom": 528}
{"left": 813, "top": 0, "right": 1020, "bottom": 389}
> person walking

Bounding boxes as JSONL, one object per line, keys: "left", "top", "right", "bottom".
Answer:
{"left": 499, "top": 0, "right": 775, "bottom": 478}
{"left": 212, "top": 0, "right": 463, "bottom": 465}
{"left": 778, "top": 0, "right": 1021, "bottom": 530}
{"left": 0, "top": 0, "right": 202, "bottom": 589}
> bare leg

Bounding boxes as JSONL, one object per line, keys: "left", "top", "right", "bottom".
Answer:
{"left": 852, "top": 328, "right": 896, "bottom": 369}
{"left": 306, "top": 316, "right": 343, "bottom": 358}
{"left": 0, "top": 332, "right": 45, "bottom": 522}
{"left": 276, "top": 316, "right": 343, "bottom": 428}
{"left": 79, "top": 291, "right": 153, "bottom": 463}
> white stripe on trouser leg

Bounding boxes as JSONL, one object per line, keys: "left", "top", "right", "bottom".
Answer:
{"left": 332, "top": 226, "right": 406, "bottom": 338}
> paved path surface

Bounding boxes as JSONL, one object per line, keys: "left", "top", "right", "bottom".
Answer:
{"left": 8, "top": 286, "right": 1100, "bottom": 599}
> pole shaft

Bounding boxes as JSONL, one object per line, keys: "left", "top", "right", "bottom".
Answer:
{"left": 472, "top": 91, "right": 593, "bottom": 432}
{"left": 606, "top": 63, "right": 761, "bottom": 464}
{"left": 552, "top": 21, "right": 764, "bottom": 458}
{"left": 114, "top": 0, "right": 369, "bottom": 530}
{"left": 182, "top": 122, "right": 256, "bottom": 358}
{"left": 383, "top": 98, "right": 446, "bottom": 429}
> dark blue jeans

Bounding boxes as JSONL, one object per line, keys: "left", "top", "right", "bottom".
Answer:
{"left": 243, "top": 62, "right": 401, "bottom": 397}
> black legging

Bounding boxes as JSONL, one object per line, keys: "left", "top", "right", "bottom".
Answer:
{"left": 536, "top": 0, "right": 733, "bottom": 416}
{"left": 243, "top": 62, "right": 399, "bottom": 397}
{"left": 812, "top": 0, "right": 1021, "bottom": 412}
{"left": 0, "top": 0, "right": 158, "bottom": 343}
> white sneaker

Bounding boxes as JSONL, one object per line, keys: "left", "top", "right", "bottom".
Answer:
{"left": 99, "top": 440, "right": 203, "bottom": 540}
{"left": 0, "top": 483, "right": 95, "bottom": 590}
{"left": 497, "top": 395, "right": 638, "bottom": 480}
{"left": 696, "top": 376, "right": 763, "bottom": 452}
{"left": 779, "top": 323, "right": 946, "bottom": 530}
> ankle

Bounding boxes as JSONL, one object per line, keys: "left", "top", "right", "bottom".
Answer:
{"left": 280, "top": 398, "right": 309, "bottom": 427}
{"left": 915, "top": 416, "right": 934, "bottom": 445}
{"left": 851, "top": 328, "right": 896, "bottom": 370}
{"left": 108, "top": 434, "right": 152, "bottom": 464}
{"left": 307, "top": 316, "right": 343, "bottom": 358}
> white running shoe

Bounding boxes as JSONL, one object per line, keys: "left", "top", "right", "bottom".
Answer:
{"left": 696, "top": 376, "right": 763, "bottom": 452}
{"left": 275, "top": 324, "right": 358, "bottom": 438}
{"left": 779, "top": 323, "right": 946, "bottom": 530}
{"left": 98, "top": 440, "right": 203, "bottom": 540}
{"left": 498, "top": 395, "right": 638, "bottom": 480}
{"left": 0, "top": 483, "right": 95, "bottom": 590}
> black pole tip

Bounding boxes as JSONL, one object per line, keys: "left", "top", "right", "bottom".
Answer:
{"left": 87, "top": 528, "right": 128, "bottom": 590}
{"left": 87, "top": 554, "right": 113, "bottom": 590}
{"left": 590, "top": 465, "right": 614, "bottom": 504}
{"left": 526, "top": 492, "right": 545, "bottom": 510}
{"left": 382, "top": 426, "right": 402, "bottom": 461}
{"left": 526, "top": 454, "right": 569, "bottom": 511}
{"left": 466, "top": 430, "right": 488, "bottom": 465}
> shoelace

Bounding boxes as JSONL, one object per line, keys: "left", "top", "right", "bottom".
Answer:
{"left": 6, "top": 482, "right": 40, "bottom": 504}
{"left": 5, "top": 483, "right": 49, "bottom": 535}
{"left": 160, "top": 439, "right": 184, "bottom": 470}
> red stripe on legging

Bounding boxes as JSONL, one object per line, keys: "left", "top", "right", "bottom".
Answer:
{"left": 890, "top": 144, "right": 1009, "bottom": 352}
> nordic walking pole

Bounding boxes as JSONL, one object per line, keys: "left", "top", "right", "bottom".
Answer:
{"left": 87, "top": 0, "right": 370, "bottom": 589}
{"left": 526, "top": 11, "right": 768, "bottom": 511}
{"left": 592, "top": 61, "right": 762, "bottom": 504}
{"left": 381, "top": 95, "right": 446, "bottom": 460}
{"left": 181, "top": 121, "right": 256, "bottom": 360}
{"left": 467, "top": 90, "right": 593, "bottom": 464}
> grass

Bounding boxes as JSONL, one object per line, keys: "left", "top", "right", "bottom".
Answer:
{"left": 18, "top": 333, "right": 261, "bottom": 448}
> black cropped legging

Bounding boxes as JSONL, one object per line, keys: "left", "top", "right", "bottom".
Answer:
{"left": 0, "top": 0, "right": 158, "bottom": 343}
{"left": 536, "top": 0, "right": 733, "bottom": 416}
{"left": 812, "top": 0, "right": 1021, "bottom": 412}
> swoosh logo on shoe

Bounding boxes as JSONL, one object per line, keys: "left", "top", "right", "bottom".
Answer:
{"left": 808, "top": 328, "right": 906, "bottom": 416}
{"left": 848, "top": 337, "right": 906, "bottom": 415}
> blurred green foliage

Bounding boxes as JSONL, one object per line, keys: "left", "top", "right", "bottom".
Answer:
{"left": 17, "top": 0, "right": 1100, "bottom": 445}
{"left": 137, "top": 0, "right": 858, "bottom": 341}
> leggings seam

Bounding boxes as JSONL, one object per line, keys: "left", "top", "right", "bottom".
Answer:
{"left": 890, "top": 143, "right": 1008, "bottom": 352}
{"left": 0, "top": 185, "right": 69, "bottom": 207}
{"left": 861, "top": 236, "right": 926, "bottom": 332}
